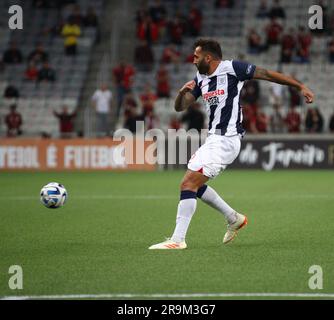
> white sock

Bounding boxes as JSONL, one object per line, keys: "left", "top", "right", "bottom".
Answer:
{"left": 198, "top": 185, "right": 236, "bottom": 224}
{"left": 171, "top": 191, "right": 197, "bottom": 243}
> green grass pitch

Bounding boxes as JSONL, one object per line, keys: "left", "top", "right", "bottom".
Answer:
{"left": 0, "top": 170, "right": 333, "bottom": 299}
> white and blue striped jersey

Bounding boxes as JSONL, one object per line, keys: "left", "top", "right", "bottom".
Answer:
{"left": 191, "top": 60, "right": 256, "bottom": 136}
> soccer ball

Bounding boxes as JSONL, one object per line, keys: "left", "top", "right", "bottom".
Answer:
{"left": 40, "top": 182, "right": 68, "bottom": 209}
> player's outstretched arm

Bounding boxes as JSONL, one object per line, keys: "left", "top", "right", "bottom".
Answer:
{"left": 253, "top": 66, "right": 314, "bottom": 104}
{"left": 174, "top": 80, "right": 196, "bottom": 112}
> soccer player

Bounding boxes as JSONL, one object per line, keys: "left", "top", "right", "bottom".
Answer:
{"left": 149, "top": 39, "right": 314, "bottom": 250}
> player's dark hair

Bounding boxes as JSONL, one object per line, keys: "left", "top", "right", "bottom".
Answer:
{"left": 193, "top": 39, "right": 222, "bottom": 59}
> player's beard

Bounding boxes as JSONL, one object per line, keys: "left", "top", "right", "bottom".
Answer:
{"left": 196, "top": 59, "right": 210, "bottom": 74}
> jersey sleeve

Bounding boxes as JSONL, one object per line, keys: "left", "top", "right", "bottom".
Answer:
{"left": 230, "top": 60, "right": 256, "bottom": 81}
{"left": 190, "top": 77, "right": 202, "bottom": 100}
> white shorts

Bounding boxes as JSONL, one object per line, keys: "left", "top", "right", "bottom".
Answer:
{"left": 188, "top": 134, "right": 241, "bottom": 179}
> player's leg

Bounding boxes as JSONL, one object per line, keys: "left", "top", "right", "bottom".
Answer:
{"left": 198, "top": 135, "right": 247, "bottom": 243}
{"left": 196, "top": 184, "right": 247, "bottom": 244}
{"left": 148, "top": 169, "right": 208, "bottom": 250}
{"left": 170, "top": 169, "right": 209, "bottom": 243}
{"left": 196, "top": 184, "right": 238, "bottom": 224}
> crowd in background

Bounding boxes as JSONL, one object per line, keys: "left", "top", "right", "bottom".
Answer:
{"left": 243, "top": 0, "right": 334, "bottom": 134}
{"left": 248, "top": 0, "right": 334, "bottom": 64}
{"left": 2, "top": 0, "right": 334, "bottom": 138}
{"left": 114, "top": 0, "right": 334, "bottom": 136}
{"left": 240, "top": 78, "right": 332, "bottom": 134}
{"left": 1, "top": 1, "right": 100, "bottom": 137}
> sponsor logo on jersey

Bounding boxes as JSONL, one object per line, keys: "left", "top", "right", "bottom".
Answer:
{"left": 202, "top": 89, "right": 225, "bottom": 101}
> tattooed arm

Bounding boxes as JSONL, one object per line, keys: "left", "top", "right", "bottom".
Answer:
{"left": 253, "top": 66, "right": 314, "bottom": 104}
{"left": 174, "top": 80, "right": 197, "bottom": 112}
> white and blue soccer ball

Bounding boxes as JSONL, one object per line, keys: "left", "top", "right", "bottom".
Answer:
{"left": 40, "top": 182, "right": 68, "bottom": 209}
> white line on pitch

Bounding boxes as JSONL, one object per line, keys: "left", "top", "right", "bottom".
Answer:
{"left": 1, "top": 292, "right": 334, "bottom": 300}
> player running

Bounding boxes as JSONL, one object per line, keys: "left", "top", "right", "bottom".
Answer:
{"left": 149, "top": 39, "right": 314, "bottom": 250}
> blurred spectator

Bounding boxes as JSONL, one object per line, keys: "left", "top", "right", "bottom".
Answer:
{"left": 215, "top": 0, "right": 235, "bottom": 8}
{"left": 185, "top": 51, "right": 194, "bottom": 63}
{"left": 137, "top": 16, "right": 159, "bottom": 45}
{"left": 241, "top": 79, "right": 260, "bottom": 107}
{"left": 122, "top": 92, "right": 138, "bottom": 119}
{"left": 270, "top": 104, "right": 285, "bottom": 133}
{"left": 112, "top": 62, "right": 135, "bottom": 109}
{"left": 134, "top": 40, "right": 155, "bottom": 72}
{"left": 91, "top": 84, "right": 112, "bottom": 137}
{"left": 305, "top": 107, "right": 324, "bottom": 133}
{"left": 265, "top": 18, "right": 283, "bottom": 48}
{"left": 140, "top": 84, "right": 157, "bottom": 114}
{"left": 256, "top": 0, "right": 269, "bottom": 19}
{"left": 149, "top": 0, "right": 167, "bottom": 24}
{"left": 124, "top": 107, "right": 139, "bottom": 133}
{"left": 38, "top": 62, "right": 56, "bottom": 82}
{"left": 61, "top": 17, "right": 81, "bottom": 55}
{"left": 83, "top": 6, "right": 98, "bottom": 27}
{"left": 143, "top": 109, "right": 159, "bottom": 130}
{"left": 2, "top": 42, "right": 23, "bottom": 64}
{"left": 242, "top": 104, "right": 258, "bottom": 133}
{"left": 5, "top": 104, "right": 22, "bottom": 137}
{"left": 288, "top": 74, "right": 302, "bottom": 108}
{"left": 3, "top": 84, "right": 20, "bottom": 98}
{"left": 181, "top": 103, "right": 205, "bottom": 132}
{"left": 53, "top": 105, "right": 77, "bottom": 138}
{"left": 169, "top": 115, "right": 182, "bottom": 130}
{"left": 168, "top": 16, "right": 184, "bottom": 45}
{"left": 269, "top": 82, "right": 283, "bottom": 107}
{"left": 161, "top": 44, "right": 180, "bottom": 68}
{"left": 28, "top": 44, "right": 49, "bottom": 65}
{"left": 329, "top": 112, "right": 334, "bottom": 132}
{"left": 68, "top": 4, "right": 83, "bottom": 26}
{"left": 295, "top": 27, "right": 312, "bottom": 63}
{"left": 285, "top": 105, "right": 301, "bottom": 133}
{"left": 123, "top": 92, "right": 138, "bottom": 110}
{"left": 256, "top": 109, "right": 269, "bottom": 133}
{"left": 156, "top": 64, "right": 170, "bottom": 98}
{"left": 24, "top": 62, "right": 39, "bottom": 81}
{"left": 42, "top": 18, "right": 66, "bottom": 38}
{"left": 280, "top": 28, "right": 296, "bottom": 63}
{"left": 268, "top": 0, "right": 286, "bottom": 20}
{"left": 327, "top": 37, "right": 334, "bottom": 63}
{"left": 247, "top": 28, "right": 263, "bottom": 54}
{"left": 136, "top": 8, "right": 148, "bottom": 27}
{"left": 187, "top": 4, "right": 202, "bottom": 37}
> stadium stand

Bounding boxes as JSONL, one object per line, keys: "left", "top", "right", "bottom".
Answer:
{"left": 0, "top": 0, "right": 103, "bottom": 136}
{"left": 1, "top": 0, "right": 334, "bottom": 136}
{"left": 126, "top": 0, "right": 334, "bottom": 133}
